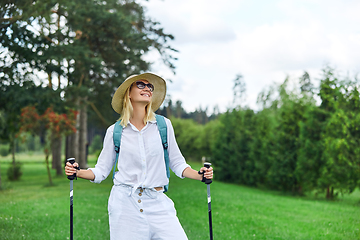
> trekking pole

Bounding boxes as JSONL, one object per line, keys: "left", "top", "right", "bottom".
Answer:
{"left": 201, "top": 162, "right": 213, "bottom": 240}
{"left": 67, "top": 158, "right": 79, "bottom": 240}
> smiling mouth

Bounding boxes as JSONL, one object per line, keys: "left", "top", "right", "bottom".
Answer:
{"left": 141, "top": 93, "right": 150, "bottom": 97}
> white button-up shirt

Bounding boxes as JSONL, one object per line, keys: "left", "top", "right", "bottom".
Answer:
{"left": 89, "top": 117, "right": 190, "bottom": 189}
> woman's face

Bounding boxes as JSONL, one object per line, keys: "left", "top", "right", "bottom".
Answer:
{"left": 129, "top": 80, "right": 153, "bottom": 105}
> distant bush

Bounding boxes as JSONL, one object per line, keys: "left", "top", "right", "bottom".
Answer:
{"left": 171, "top": 117, "right": 204, "bottom": 161}
{"left": 89, "top": 135, "right": 103, "bottom": 154}
{"left": 0, "top": 144, "right": 9, "bottom": 157}
{"left": 15, "top": 134, "right": 43, "bottom": 153}
{"left": 7, "top": 162, "right": 23, "bottom": 181}
{"left": 95, "top": 149, "right": 101, "bottom": 159}
{"left": 170, "top": 117, "right": 221, "bottom": 162}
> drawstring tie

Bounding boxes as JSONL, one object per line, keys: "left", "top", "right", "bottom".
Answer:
{"left": 116, "top": 184, "right": 160, "bottom": 198}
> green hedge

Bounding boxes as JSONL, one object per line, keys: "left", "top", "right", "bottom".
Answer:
{"left": 172, "top": 68, "right": 360, "bottom": 198}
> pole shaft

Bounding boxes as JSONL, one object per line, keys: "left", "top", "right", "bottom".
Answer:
{"left": 207, "top": 184, "right": 213, "bottom": 240}
{"left": 70, "top": 180, "right": 73, "bottom": 240}
{"left": 70, "top": 205, "right": 73, "bottom": 240}
{"left": 67, "top": 158, "right": 76, "bottom": 240}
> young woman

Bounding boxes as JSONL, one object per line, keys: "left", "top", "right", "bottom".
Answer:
{"left": 65, "top": 73, "right": 213, "bottom": 240}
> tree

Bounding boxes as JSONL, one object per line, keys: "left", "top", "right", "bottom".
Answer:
{"left": 170, "top": 117, "right": 204, "bottom": 161}
{"left": 265, "top": 78, "right": 311, "bottom": 192}
{"left": 296, "top": 67, "right": 360, "bottom": 198}
{"left": 232, "top": 73, "right": 246, "bottom": 108}
{"left": 1, "top": 0, "right": 177, "bottom": 168}
{"left": 251, "top": 74, "right": 317, "bottom": 193}
{"left": 0, "top": 81, "right": 64, "bottom": 180}
{"left": 299, "top": 71, "right": 314, "bottom": 96}
{"left": 19, "top": 106, "right": 77, "bottom": 185}
{"left": 296, "top": 105, "right": 327, "bottom": 193}
{"left": 248, "top": 108, "right": 277, "bottom": 187}
{"left": 175, "top": 100, "right": 186, "bottom": 118}
{"left": 0, "top": 111, "right": 5, "bottom": 188}
{"left": 211, "top": 108, "right": 256, "bottom": 184}
{"left": 316, "top": 68, "right": 360, "bottom": 198}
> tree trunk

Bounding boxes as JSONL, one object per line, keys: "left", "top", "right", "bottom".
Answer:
{"left": 64, "top": 135, "right": 70, "bottom": 166}
{"left": 78, "top": 97, "right": 88, "bottom": 168}
{"left": 68, "top": 97, "right": 88, "bottom": 167}
{"left": 326, "top": 186, "right": 334, "bottom": 199}
{"left": 11, "top": 135, "right": 16, "bottom": 176}
{"left": 51, "top": 136, "right": 56, "bottom": 169}
{"left": 48, "top": 72, "right": 52, "bottom": 89}
{"left": 0, "top": 162, "right": 2, "bottom": 189}
{"left": 70, "top": 98, "right": 80, "bottom": 163}
{"left": 51, "top": 135, "right": 63, "bottom": 175}
{"left": 326, "top": 187, "right": 330, "bottom": 199}
{"left": 67, "top": 134, "right": 75, "bottom": 158}
{"left": 45, "top": 151, "right": 53, "bottom": 186}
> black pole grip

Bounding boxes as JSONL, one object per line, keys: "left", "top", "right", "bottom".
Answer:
{"left": 203, "top": 162, "right": 212, "bottom": 184}
{"left": 67, "top": 158, "right": 79, "bottom": 180}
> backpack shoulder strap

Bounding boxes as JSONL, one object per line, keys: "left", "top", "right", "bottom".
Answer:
{"left": 155, "top": 114, "right": 170, "bottom": 192}
{"left": 112, "top": 120, "right": 123, "bottom": 179}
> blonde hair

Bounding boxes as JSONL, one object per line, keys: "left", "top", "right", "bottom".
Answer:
{"left": 119, "top": 85, "right": 156, "bottom": 127}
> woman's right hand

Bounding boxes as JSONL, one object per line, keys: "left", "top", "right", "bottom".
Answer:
{"left": 65, "top": 161, "right": 79, "bottom": 176}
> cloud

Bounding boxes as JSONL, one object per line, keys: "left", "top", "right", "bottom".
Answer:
{"left": 143, "top": 0, "right": 360, "bottom": 113}
{"left": 235, "top": 22, "right": 327, "bottom": 71}
{"left": 143, "top": 0, "right": 237, "bottom": 44}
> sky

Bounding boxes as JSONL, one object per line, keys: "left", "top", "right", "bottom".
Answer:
{"left": 141, "top": 0, "right": 360, "bottom": 113}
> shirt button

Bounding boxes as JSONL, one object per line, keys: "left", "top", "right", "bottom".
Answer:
{"left": 139, "top": 193, "right": 142, "bottom": 196}
{"left": 138, "top": 200, "right": 141, "bottom": 203}
{"left": 140, "top": 189, "right": 143, "bottom": 193}
{"left": 140, "top": 209, "right": 143, "bottom": 213}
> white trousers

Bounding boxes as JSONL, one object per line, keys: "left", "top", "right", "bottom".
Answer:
{"left": 108, "top": 185, "right": 188, "bottom": 240}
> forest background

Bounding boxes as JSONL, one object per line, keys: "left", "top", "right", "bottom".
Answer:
{"left": 0, "top": 0, "right": 360, "bottom": 201}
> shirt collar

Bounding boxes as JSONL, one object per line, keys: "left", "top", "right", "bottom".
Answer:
{"left": 126, "top": 119, "right": 157, "bottom": 132}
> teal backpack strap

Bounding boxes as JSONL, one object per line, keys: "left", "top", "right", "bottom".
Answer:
{"left": 112, "top": 120, "right": 123, "bottom": 179}
{"left": 155, "top": 114, "right": 170, "bottom": 192}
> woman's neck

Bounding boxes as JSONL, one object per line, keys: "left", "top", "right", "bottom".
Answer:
{"left": 130, "top": 103, "right": 147, "bottom": 130}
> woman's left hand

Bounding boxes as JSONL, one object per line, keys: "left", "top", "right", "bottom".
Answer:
{"left": 199, "top": 166, "right": 213, "bottom": 180}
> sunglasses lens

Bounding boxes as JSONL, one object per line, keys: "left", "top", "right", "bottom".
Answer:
{"left": 136, "top": 81, "right": 154, "bottom": 92}
{"left": 148, "top": 84, "right": 154, "bottom": 92}
{"left": 136, "top": 81, "right": 145, "bottom": 89}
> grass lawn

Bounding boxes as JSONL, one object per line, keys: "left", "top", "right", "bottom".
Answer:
{"left": 0, "top": 153, "right": 359, "bottom": 239}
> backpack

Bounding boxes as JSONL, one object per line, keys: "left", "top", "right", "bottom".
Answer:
{"left": 112, "top": 114, "right": 170, "bottom": 192}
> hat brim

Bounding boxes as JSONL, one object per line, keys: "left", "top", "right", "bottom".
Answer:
{"left": 111, "top": 73, "right": 166, "bottom": 114}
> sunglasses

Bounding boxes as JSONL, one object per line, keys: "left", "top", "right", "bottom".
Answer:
{"left": 135, "top": 81, "right": 154, "bottom": 92}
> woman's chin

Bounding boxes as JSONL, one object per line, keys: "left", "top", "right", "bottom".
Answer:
{"left": 131, "top": 99, "right": 151, "bottom": 105}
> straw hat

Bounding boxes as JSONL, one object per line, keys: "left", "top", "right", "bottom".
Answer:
{"left": 111, "top": 73, "right": 167, "bottom": 114}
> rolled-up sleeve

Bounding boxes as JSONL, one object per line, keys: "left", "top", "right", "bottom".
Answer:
{"left": 166, "top": 118, "right": 190, "bottom": 178}
{"left": 88, "top": 124, "right": 116, "bottom": 183}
